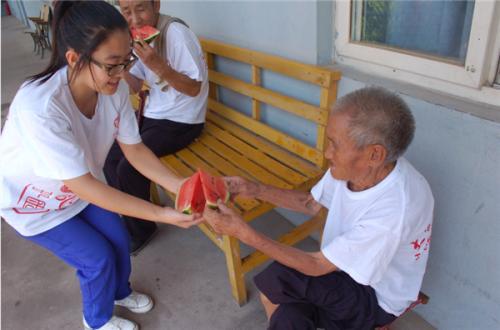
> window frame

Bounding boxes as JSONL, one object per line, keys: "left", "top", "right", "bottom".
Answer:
{"left": 334, "top": 1, "right": 500, "bottom": 106}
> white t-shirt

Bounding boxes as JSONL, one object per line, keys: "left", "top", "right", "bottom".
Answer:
{"left": 0, "top": 67, "right": 141, "bottom": 236}
{"left": 311, "top": 157, "right": 434, "bottom": 316}
{"left": 129, "top": 22, "right": 208, "bottom": 124}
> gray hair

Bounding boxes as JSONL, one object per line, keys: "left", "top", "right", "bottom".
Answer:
{"left": 332, "top": 87, "right": 415, "bottom": 162}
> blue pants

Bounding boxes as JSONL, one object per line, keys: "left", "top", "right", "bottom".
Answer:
{"left": 22, "top": 204, "right": 132, "bottom": 328}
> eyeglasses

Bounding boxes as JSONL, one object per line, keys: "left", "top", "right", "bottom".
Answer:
{"left": 90, "top": 52, "right": 138, "bottom": 76}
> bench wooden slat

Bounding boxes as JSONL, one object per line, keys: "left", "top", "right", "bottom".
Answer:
{"left": 160, "top": 154, "right": 193, "bottom": 177}
{"left": 200, "top": 38, "right": 341, "bottom": 88}
{"left": 208, "top": 99, "right": 324, "bottom": 166}
{"left": 174, "top": 148, "right": 258, "bottom": 212}
{"left": 187, "top": 142, "right": 261, "bottom": 210}
{"left": 209, "top": 70, "right": 328, "bottom": 125}
{"left": 199, "top": 132, "right": 293, "bottom": 190}
{"left": 205, "top": 122, "right": 307, "bottom": 185}
{"left": 207, "top": 112, "right": 322, "bottom": 178}
{"left": 188, "top": 141, "right": 254, "bottom": 180}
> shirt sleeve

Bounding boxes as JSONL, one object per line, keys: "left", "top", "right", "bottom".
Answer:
{"left": 15, "top": 107, "right": 89, "bottom": 181}
{"left": 311, "top": 171, "right": 336, "bottom": 209}
{"left": 168, "top": 26, "right": 206, "bottom": 82}
{"left": 321, "top": 203, "right": 403, "bottom": 286}
{"left": 129, "top": 59, "right": 146, "bottom": 81}
{"left": 115, "top": 81, "right": 142, "bottom": 145}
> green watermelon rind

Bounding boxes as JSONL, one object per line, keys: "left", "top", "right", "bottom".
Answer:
{"left": 131, "top": 26, "right": 160, "bottom": 44}
{"left": 205, "top": 191, "right": 231, "bottom": 210}
{"left": 143, "top": 30, "right": 160, "bottom": 44}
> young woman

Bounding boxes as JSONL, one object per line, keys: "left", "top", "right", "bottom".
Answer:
{"left": 0, "top": 2, "right": 202, "bottom": 329}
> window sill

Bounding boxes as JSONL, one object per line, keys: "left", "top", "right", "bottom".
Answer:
{"left": 328, "top": 63, "right": 500, "bottom": 123}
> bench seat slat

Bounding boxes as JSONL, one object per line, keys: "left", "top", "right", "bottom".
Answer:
{"left": 187, "top": 142, "right": 261, "bottom": 210}
{"left": 207, "top": 112, "right": 322, "bottom": 178}
{"left": 160, "top": 154, "right": 193, "bottom": 178}
{"left": 205, "top": 122, "right": 307, "bottom": 185}
{"left": 198, "top": 132, "right": 293, "bottom": 190}
{"left": 188, "top": 142, "right": 254, "bottom": 181}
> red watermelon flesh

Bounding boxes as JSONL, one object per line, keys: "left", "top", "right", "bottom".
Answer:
{"left": 175, "top": 172, "right": 205, "bottom": 214}
{"left": 199, "top": 169, "right": 230, "bottom": 209}
{"left": 130, "top": 25, "right": 160, "bottom": 44}
{"left": 175, "top": 169, "right": 230, "bottom": 214}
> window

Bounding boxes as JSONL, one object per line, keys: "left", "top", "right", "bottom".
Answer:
{"left": 335, "top": 1, "right": 500, "bottom": 106}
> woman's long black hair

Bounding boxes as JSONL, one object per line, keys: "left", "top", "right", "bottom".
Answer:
{"left": 28, "top": 0, "right": 129, "bottom": 85}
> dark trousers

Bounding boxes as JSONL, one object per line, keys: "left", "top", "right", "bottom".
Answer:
{"left": 103, "top": 116, "right": 204, "bottom": 243}
{"left": 254, "top": 262, "right": 397, "bottom": 330}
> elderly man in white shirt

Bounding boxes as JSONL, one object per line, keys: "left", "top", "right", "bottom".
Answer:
{"left": 204, "top": 86, "right": 434, "bottom": 330}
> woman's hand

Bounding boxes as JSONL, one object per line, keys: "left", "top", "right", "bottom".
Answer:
{"left": 157, "top": 207, "right": 204, "bottom": 229}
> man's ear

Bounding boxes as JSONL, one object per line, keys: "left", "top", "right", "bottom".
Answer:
{"left": 65, "top": 49, "right": 80, "bottom": 69}
{"left": 368, "top": 144, "right": 388, "bottom": 166}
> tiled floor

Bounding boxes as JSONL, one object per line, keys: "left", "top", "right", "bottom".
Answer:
{"left": 1, "top": 15, "right": 435, "bottom": 330}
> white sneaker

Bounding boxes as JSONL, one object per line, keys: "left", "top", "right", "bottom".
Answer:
{"left": 115, "top": 291, "right": 154, "bottom": 314}
{"left": 83, "top": 315, "right": 138, "bottom": 330}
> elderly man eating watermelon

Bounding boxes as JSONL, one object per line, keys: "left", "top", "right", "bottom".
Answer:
{"left": 204, "top": 87, "right": 434, "bottom": 330}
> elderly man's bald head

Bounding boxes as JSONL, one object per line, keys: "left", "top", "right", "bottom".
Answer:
{"left": 331, "top": 87, "right": 415, "bottom": 163}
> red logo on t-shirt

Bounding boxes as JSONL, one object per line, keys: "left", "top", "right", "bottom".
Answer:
{"left": 13, "top": 184, "right": 78, "bottom": 214}
{"left": 13, "top": 184, "right": 50, "bottom": 214}
{"left": 410, "top": 224, "right": 432, "bottom": 261}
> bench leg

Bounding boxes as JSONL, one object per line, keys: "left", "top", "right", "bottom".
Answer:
{"left": 222, "top": 235, "right": 247, "bottom": 306}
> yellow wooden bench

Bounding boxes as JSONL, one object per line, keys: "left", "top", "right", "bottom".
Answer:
{"left": 134, "top": 38, "right": 341, "bottom": 305}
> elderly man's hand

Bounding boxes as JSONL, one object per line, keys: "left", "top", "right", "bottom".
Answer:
{"left": 133, "top": 39, "right": 167, "bottom": 76}
{"left": 223, "top": 176, "right": 261, "bottom": 199}
{"left": 203, "top": 201, "right": 247, "bottom": 237}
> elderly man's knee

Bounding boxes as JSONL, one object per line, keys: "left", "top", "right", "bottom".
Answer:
{"left": 269, "top": 304, "right": 316, "bottom": 330}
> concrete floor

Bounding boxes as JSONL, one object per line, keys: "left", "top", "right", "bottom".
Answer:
{"left": 1, "top": 15, "right": 435, "bottom": 330}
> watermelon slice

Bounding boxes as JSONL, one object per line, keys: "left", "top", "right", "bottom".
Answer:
{"left": 175, "top": 169, "right": 230, "bottom": 214}
{"left": 130, "top": 25, "right": 160, "bottom": 44}
{"left": 175, "top": 172, "right": 205, "bottom": 214}
{"left": 199, "top": 169, "right": 230, "bottom": 209}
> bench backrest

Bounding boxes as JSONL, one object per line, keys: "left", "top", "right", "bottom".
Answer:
{"left": 201, "top": 38, "right": 341, "bottom": 168}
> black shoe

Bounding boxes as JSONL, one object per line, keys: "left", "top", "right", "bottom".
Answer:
{"left": 130, "top": 228, "right": 159, "bottom": 256}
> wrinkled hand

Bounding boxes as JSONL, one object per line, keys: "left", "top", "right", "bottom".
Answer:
{"left": 203, "top": 201, "right": 247, "bottom": 237}
{"left": 133, "top": 39, "right": 166, "bottom": 75}
{"left": 223, "top": 176, "right": 261, "bottom": 199}
{"left": 158, "top": 207, "right": 203, "bottom": 229}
